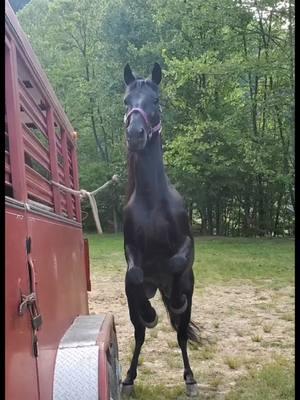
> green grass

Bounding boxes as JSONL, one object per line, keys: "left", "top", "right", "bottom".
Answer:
{"left": 85, "top": 233, "right": 294, "bottom": 289}
{"left": 85, "top": 234, "right": 294, "bottom": 399}
{"left": 123, "top": 359, "right": 295, "bottom": 400}
{"left": 193, "top": 236, "right": 294, "bottom": 288}
{"left": 86, "top": 233, "right": 124, "bottom": 273}
{"left": 225, "top": 357, "right": 294, "bottom": 400}
{"left": 126, "top": 384, "right": 186, "bottom": 400}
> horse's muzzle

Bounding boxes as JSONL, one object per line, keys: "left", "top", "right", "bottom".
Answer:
{"left": 126, "top": 130, "right": 147, "bottom": 151}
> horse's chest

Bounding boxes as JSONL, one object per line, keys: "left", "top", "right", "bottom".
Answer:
{"left": 133, "top": 206, "right": 175, "bottom": 252}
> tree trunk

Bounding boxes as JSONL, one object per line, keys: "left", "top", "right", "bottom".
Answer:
{"left": 208, "top": 206, "right": 213, "bottom": 235}
{"left": 257, "top": 175, "right": 265, "bottom": 237}
{"left": 237, "top": 204, "right": 241, "bottom": 236}
{"left": 113, "top": 206, "right": 118, "bottom": 233}
{"left": 216, "top": 200, "right": 220, "bottom": 235}
{"left": 243, "top": 200, "right": 250, "bottom": 236}
{"left": 273, "top": 193, "right": 283, "bottom": 237}
{"left": 84, "top": 62, "right": 107, "bottom": 161}
{"left": 288, "top": 0, "right": 295, "bottom": 165}
{"left": 201, "top": 208, "right": 208, "bottom": 235}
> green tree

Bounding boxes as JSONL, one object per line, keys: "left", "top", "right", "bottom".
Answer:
{"left": 17, "top": 0, "right": 294, "bottom": 236}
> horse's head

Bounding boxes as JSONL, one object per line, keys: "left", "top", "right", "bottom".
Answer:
{"left": 123, "top": 63, "right": 162, "bottom": 152}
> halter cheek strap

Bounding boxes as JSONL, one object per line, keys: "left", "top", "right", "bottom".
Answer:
{"left": 124, "top": 107, "right": 162, "bottom": 137}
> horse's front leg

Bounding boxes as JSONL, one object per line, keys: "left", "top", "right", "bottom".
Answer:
{"left": 122, "top": 244, "right": 157, "bottom": 394}
{"left": 122, "top": 290, "right": 145, "bottom": 393}
{"left": 168, "top": 236, "right": 194, "bottom": 313}
{"left": 125, "top": 244, "right": 158, "bottom": 327}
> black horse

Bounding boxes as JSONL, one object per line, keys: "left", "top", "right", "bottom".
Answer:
{"left": 122, "top": 63, "right": 199, "bottom": 397}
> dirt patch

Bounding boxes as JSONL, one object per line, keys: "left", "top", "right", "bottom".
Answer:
{"left": 88, "top": 272, "right": 294, "bottom": 399}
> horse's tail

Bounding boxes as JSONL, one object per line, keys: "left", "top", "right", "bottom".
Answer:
{"left": 187, "top": 320, "right": 201, "bottom": 343}
{"left": 160, "top": 291, "right": 201, "bottom": 344}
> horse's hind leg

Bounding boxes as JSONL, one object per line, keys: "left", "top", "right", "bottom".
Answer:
{"left": 177, "top": 307, "right": 199, "bottom": 396}
{"left": 166, "top": 290, "right": 199, "bottom": 397}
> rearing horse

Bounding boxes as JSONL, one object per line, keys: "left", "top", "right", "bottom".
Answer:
{"left": 122, "top": 63, "right": 199, "bottom": 396}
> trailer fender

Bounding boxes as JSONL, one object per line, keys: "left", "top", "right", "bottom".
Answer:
{"left": 53, "top": 314, "right": 121, "bottom": 400}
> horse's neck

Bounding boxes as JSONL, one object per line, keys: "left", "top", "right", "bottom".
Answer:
{"left": 132, "top": 137, "right": 167, "bottom": 201}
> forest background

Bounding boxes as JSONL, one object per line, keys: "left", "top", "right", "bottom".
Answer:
{"left": 11, "top": 0, "right": 295, "bottom": 237}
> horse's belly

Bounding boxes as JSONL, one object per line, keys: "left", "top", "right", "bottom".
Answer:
{"left": 143, "top": 272, "right": 172, "bottom": 299}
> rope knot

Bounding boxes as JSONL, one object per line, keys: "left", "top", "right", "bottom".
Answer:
{"left": 79, "top": 189, "right": 89, "bottom": 199}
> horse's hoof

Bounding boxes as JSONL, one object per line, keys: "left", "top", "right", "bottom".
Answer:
{"left": 170, "top": 294, "right": 188, "bottom": 315}
{"left": 186, "top": 383, "right": 199, "bottom": 397}
{"left": 121, "top": 383, "right": 134, "bottom": 397}
{"left": 140, "top": 312, "right": 158, "bottom": 329}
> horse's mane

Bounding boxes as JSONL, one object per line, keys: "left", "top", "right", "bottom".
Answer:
{"left": 126, "top": 151, "right": 136, "bottom": 201}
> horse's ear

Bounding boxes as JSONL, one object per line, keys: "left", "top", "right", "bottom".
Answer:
{"left": 151, "top": 62, "right": 162, "bottom": 85}
{"left": 124, "top": 63, "right": 135, "bottom": 86}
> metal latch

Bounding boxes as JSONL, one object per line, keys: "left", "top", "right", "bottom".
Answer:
{"left": 18, "top": 292, "right": 36, "bottom": 315}
{"left": 19, "top": 237, "right": 43, "bottom": 357}
{"left": 18, "top": 292, "right": 43, "bottom": 331}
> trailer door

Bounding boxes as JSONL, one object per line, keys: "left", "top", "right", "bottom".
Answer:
{"left": 5, "top": 206, "right": 40, "bottom": 400}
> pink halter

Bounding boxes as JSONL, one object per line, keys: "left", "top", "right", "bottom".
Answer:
{"left": 124, "top": 108, "right": 162, "bottom": 136}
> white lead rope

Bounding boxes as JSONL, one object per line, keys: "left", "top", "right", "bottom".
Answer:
{"left": 51, "top": 174, "right": 119, "bottom": 234}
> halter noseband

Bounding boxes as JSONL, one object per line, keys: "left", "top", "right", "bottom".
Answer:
{"left": 124, "top": 107, "right": 162, "bottom": 137}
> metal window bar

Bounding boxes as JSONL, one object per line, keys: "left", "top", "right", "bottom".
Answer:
{"left": 6, "top": 9, "right": 81, "bottom": 222}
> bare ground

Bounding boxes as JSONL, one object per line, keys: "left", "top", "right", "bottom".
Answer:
{"left": 88, "top": 271, "right": 294, "bottom": 399}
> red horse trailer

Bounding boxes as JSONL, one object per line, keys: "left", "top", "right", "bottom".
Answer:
{"left": 5, "top": 2, "right": 120, "bottom": 399}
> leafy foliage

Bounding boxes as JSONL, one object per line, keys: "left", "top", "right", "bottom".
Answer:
{"left": 17, "top": 0, "right": 294, "bottom": 235}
